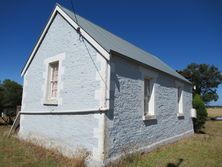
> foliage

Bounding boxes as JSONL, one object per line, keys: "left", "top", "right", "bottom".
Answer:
{"left": 0, "top": 79, "right": 22, "bottom": 121}
{"left": 0, "top": 82, "right": 4, "bottom": 112}
{"left": 192, "top": 94, "right": 208, "bottom": 132}
{"left": 178, "top": 63, "right": 222, "bottom": 104}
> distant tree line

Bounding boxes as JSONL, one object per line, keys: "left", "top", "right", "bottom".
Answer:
{"left": 206, "top": 105, "right": 222, "bottom": 108}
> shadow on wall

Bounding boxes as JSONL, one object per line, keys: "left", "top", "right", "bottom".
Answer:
{"left": 107, "top": 58, "right": 142, "bottom": 120}
{"left": 143, "top": 119, "right": 158, "bottom": 126}
{"left": 112, "top": 74, "right": 120, "bottom": 92}
{"left": 166, "top": 158, "right": 184, "bottom": 167}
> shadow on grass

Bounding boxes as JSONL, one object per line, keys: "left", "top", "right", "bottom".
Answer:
{"left": 166, "top": 158, "right": 183, "bottom": 167}
{"left": 197, "top": 130, "right": 206, "bottom": 134}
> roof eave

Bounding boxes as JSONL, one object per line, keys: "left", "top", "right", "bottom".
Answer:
{"left": 110, "top": 50, "right": 192, "bottom": 85}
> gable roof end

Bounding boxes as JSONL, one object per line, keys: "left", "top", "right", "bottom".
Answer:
{"left": 21, "top": 4, "right": 190, "bottom": 84}
{"left": 21, "top": 4, "right": 110, "bottom": 76}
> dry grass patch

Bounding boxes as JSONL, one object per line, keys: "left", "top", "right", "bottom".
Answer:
{"left": 207, "top": 107, "right": 222, "bottom": 117}
{"left": 0, "top": 125, "right": 88, "bottom": 167}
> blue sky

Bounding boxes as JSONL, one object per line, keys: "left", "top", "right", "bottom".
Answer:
{"left": 0, "top": 0, "right": 221, "bottom": 105}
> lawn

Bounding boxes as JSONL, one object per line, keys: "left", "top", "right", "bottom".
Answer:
{"left": 0, "top": 108, "right": 222, "bottom": 167}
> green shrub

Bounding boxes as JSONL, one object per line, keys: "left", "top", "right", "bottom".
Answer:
{"left": 192, "top": 94, "right": 208, "bottom": 132}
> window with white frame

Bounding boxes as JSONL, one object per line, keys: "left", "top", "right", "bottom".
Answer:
{"left": 177, "top": 86, "right": 183, "bottom": 116}
{"left": 144, "top": 78, "right": 155, "bottom": 119}
{"left": 47, "top": 61, "right": 59, "bottom": 102}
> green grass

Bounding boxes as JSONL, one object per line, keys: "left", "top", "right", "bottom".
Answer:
{"left": 0, "top": 108, "right": 221, "bottom": 167}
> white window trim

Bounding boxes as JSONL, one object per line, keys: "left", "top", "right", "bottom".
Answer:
{"left": 143, "top": 77, "right": 156, "bottom": 120}
{"left": 139, "top": 67, "right": 158, "bottom": 120}
{"left": 175, "top": 81, "right": 184, "bottom": 117}
{"left": 42, "top": 53, "right": 65, "bottom": 105}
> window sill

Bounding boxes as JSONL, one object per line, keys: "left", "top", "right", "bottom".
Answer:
{"left": 43, "top": 100, "right": 58, "bottom": 106}
{"left": 143, "top": 114, "right": 156, "bottom": 121}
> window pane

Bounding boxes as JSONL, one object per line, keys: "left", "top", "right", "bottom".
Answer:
{"left": 178, "top": 87, "right": 181, "bottom": 103}
{"left": 48, "top": 61, "right": 59, "bottom": 100}
{"left": 144, "top": 79, "right": 151, "bottom": 115}
{"left": 145, "top": 79, "right": 150, "bottom": 96}
{"left": 144, "top": 99, "right": 149, "bottom": 114}
{"left": 147, "top": 80, "right": 150, "bottom": 97}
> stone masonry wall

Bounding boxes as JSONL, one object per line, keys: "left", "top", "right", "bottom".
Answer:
{"left": 19, "top": 13, "right": 106, "bottom": 163}
{"left": 104, "top": 55, "right": 193, "bottom": 161}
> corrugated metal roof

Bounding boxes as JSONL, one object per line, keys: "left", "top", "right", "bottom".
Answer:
{"left": 59, "top": 5, "right": 190, "bottom": 83}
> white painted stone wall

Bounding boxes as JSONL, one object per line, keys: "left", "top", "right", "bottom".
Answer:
{"left": 19, "top": 13, "right": 107, "bottom": 164}
{"left": 20, "top": 9, "right": 193, "bottom": 166}
{"left": 104, "top": 55, "right": 193, "bottom": 162}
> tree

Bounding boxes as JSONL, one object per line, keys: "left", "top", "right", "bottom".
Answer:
{"left": 0, "top": 79, "right": 22, "bottom": 124}
{"left": 178, "top": 63, "right": 222, "bottom": 104}
{"left": 0, "top": 81, "right": 4, "bottom": 112}
{"left": 192, "top": 94, "right": 208, "bottom": 132}
{"left": 1, "top": 79, "right": 23, "bottom": 110}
